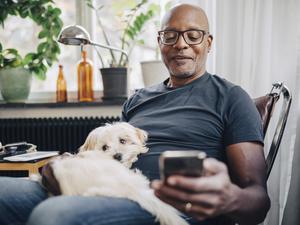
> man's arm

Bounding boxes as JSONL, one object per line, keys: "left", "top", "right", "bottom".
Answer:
{"left": 225, "top": 142, "right": 270, "bottom": 224}
{"left": 151, "top": 142, "right": 270, "bottom": 224}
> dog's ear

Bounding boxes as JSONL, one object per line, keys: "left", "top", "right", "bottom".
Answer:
{"left": 79, "top": 129, "right": 98, "bottom": 152}
{"left": 79, "top": 139, "right": 89, "bottom": 152}
{"left": 135, "top": 127, "right": 148, "bottom": 144}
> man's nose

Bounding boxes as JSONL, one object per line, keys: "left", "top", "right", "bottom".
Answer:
{"left": 173, "top": 34, "right": 189, "bottom": 49}
{"left": 113, "top": 153, "right": 122, "bottom": 161}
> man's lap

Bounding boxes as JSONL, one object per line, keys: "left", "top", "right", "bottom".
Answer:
{"left": 0, "top": 177, "right": 204, "bottom": 225}
{"left": 28, "top": 195, "right": 159, "bottom": 225}
{"left": 0, "top": 177, "right": 48, "bottom": 225}
{"left": 0, "top": 177, "right": 159, "bottom": 225}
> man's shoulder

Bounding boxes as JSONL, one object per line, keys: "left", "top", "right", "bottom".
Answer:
{"left": 208, "top": 73, "right": 237, "bottom": 90}
{"left": 124, "top": 83, "right": 164, "bottom": 108}
{"left": 132, "top": 83, "right": 165, "bottom": 98}
{"left": 205, "top": 73, "right": 251, "bottom": 103}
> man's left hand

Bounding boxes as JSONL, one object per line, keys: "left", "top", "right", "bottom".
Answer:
{"left": 151, "top": 158, "right": 239, "bottom": 221}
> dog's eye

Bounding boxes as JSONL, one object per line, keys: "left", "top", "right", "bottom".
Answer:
{"left": 119, "top": 138, "right": 126, "bottom": 144}
{"left": 102, "top": 145, "right": 109, "bottom": 151}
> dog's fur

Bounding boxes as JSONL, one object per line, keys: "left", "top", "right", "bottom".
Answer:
{"left": 79, "top": 122, "right": 149, "bottom": 168}
{"left": 47, "top": 122, "right": 188, "bottom": 225}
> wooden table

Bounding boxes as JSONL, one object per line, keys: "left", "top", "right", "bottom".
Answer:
{"left": 0, "top": 158, "right": 51, "bottom": 177}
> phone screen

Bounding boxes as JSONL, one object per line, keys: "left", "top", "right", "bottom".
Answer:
{"left": 159, "top": 150, "right": 206, "bottom": 179}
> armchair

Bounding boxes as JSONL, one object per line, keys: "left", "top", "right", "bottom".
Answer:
{"left": 253, "top": 82, "right": 292, "bottom": 179}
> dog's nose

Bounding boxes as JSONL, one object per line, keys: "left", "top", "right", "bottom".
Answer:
{"left": 113, "top": 153, "right": 122, "bottom": 161}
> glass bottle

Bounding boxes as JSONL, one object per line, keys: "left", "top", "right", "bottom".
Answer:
{"left": 77, "top": 50, "right": 94, "bottom": 102}
{"left": 56, "top": 64, "right": 67, "bottom": 103}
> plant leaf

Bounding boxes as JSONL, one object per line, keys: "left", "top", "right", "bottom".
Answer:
{"left": 23, "top": 53, "right": 35, "bottom": 65}
{"left": 37, "top": 42, "right": 48, "bottom": 54}
{"left": 38, "top": 30, "right": 49, "bottom": 39}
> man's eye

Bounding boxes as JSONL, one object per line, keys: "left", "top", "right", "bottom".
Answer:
{"left": 187, "top": 31, "right": 202, "bottom": 40}
{"left": 119, "top": 139, "right": 126, "bottom": 144}
{"left": 102, "top": 145, "right": 109, "bottom": 151}
{"left": 164, "top": 32, "right": 176, "bottom": 39}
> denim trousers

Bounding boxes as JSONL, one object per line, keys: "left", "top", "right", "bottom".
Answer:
{"left": 0, "top": 177, "right": 205, "bottom": 225}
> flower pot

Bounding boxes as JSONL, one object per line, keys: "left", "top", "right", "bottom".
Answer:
{"left": 100, "top": 67, "right": 127, "bottom": 100}
{"left": 141, "top": 60, "right": 169, "bottom": 87}
{"left": 0, "top": 67, "right": 32, "bottom": 103}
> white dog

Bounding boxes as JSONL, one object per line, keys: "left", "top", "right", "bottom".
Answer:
{"left": 46, "top": 122, "right": 188, "bottom": 225}
{"left": 79, "top": 122, "right": 149, "bottom": 168}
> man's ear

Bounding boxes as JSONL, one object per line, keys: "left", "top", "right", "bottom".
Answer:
{"left": 207, "top": 34, "right": 213, "bottom": 52}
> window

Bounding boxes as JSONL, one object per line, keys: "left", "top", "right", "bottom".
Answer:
{"left": 0, "top": 0, "right": 78, "bottom": 99}
{"left": 0, "top": 0, "right": 166, "bottom": 100}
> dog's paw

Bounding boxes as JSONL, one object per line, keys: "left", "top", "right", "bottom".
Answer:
{"left": 29, "top": 173, "right": 42, "bottom": 182}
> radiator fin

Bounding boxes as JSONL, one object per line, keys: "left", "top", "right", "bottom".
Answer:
{"left": 0, "top": 117, "right": 120, "bottom": 153}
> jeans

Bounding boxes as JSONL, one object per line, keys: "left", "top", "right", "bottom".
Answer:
{"left": 0, "top": 177, "right": 208, "bottom": 225}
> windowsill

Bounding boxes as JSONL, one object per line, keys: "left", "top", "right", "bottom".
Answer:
{"left": 0, "top": 98, "right": 126, "bottom": 109}
{"left": 0, "top": 90, "right": 126, "bottom": 118}
{"left": 0, "top": 90, "right": 127, "bottom": 108}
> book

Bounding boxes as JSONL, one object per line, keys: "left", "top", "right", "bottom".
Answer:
{"left": 3, "top": 151, "right": 59, "bottom": 162}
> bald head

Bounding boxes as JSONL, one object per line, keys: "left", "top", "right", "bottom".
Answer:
{"left": 158, "top": 4, "right": 213, "bottom": 86}
{"left": 161, "top": 4, "right": 209, "bottom": 32}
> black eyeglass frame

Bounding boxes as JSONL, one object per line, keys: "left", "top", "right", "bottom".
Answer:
{"left": 158, "top": 29, "right": 209, "bottom": 46}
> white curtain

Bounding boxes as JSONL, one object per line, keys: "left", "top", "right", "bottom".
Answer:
{"left": 176, "top": 0, "right": 300, "bottom": 224}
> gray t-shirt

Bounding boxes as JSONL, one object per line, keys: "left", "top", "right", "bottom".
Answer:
{"left": 122, "top": 72, "right": 263, "bottom": 180}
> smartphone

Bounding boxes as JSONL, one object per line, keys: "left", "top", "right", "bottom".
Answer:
{"left": 159, "top": 150, "right": 206, "bottom": 180}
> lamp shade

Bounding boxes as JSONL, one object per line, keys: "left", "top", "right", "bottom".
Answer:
{"left": 57, "top": 25, "right": 129, "bottom": 64}
{"left": 57, "top": 25, "right": 91, "bottom": 45}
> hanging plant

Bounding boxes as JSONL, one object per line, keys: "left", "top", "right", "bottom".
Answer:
{"left": 0, "top": 0, "right": 63, "bottom": 80}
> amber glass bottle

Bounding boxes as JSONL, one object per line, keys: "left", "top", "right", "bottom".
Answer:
{"left": 56, "top": 65, "right": 67, "bottom": 102}
{"left": 77, "top": 50, "right": 94, "bottom": 102}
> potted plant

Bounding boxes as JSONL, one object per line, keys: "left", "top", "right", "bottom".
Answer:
{"left": 140, "top": 1, "right": 172, "bottom": 87}
{"left": 86, "top": 0, "right": 158, "bottom": 99}
{"left": 0, "top": 0, "right": 63, "bottom": 103}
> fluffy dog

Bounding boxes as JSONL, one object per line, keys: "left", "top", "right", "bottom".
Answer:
{"left": 43, "top": 122, "right": 188, "bottom": 225}
{"left": 79, "top": 122, "right": 149, "bottom": 168}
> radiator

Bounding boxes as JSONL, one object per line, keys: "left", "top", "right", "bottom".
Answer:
{"left": 0, "top": 117, "right": 120, "bottom": 153}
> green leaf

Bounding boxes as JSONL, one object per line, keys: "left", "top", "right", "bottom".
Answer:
{"left": 23, "top": 53, "right": 35, "bottom": 65}
{"left": 0, "top": 1, "right": 62, "bottom": 79}
{"left": 19, "top": 8, "right": 29, "bottom": 18}
{"left": 52, "top": 8, "right": 61, "bottom": 16}
{"left": 133, "top": 16, "right": 142, "bottom": 31}
{"left": 45, "top": 57, "right": 52, "bottom": 67}
{"left": 3, "top": 48, "right": 18, "bottom": 56}
{"left": 37, "top": 42, "right": 48, "bottom": 54}
{"left": 11, "top": 56, "right": 23, "bottom": 67}
{"left": 37, "top": 68, "right": 46, "bottom": 80}
{"left": 38, "top": 30, "right": 49, "bottom": 39}
{"left": 52, "top": 43, "right": 60, "bottom": 55}
{"left": 125, "top": 29, "right": 134, "bottom": 40}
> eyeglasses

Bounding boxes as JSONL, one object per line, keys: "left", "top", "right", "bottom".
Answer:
{"left": 158, "top": 29, "right": 208, "bottom": 46}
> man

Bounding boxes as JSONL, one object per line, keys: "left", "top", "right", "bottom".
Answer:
{"left": 122, "top": 3, "right": 270, "bottom": 225}
{"left": 0, "top": 4, "right": 269, "bottom": 225}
